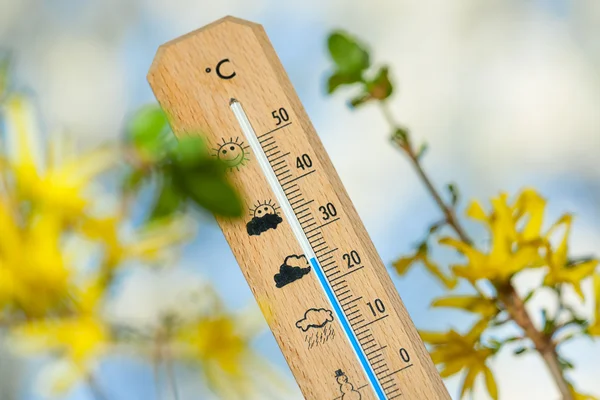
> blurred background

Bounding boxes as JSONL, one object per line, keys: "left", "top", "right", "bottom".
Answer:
{"left": 1, "top": 0, "right": 599, "bottom": 399}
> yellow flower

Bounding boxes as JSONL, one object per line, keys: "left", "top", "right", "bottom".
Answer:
{"left": 431, "top": 294, "right": 499, "bottom": 320}
{"left": 124, "top": 217, "right": 194, "bottom": 262}
{"left": 80, "top": 215, "right": 194, "bottom": 270}
{"left": 0, "top": 201, "right": 70, "bottom": 315}
{"left": 177, "top": 312, "right": 289, "bottom": 398}
{"left": 570, "top": 383, "right": 599, "bottom": 400}
{"left": 589, "top": 274, "right": 600, "bottom": 337}
{"left": 179, "top": 316, "right": 247, "bottom": 378}
{"left": 420, "top": 321, "right": 497, "bottom": 399}
{"left": 394, "top": 245, "right": 457, "bottom": 289}
{"left": 80, "top": 216, "right": 122, "bottom": 268}
{"left": 573, "top": 391, "right": 599, "bottom": 400}
{"left": 542, "top": 215, "right": 598, "bottom": 299}
{"left": 512, "top": 188, "right": 546, "bottom": 242}
{"left": 1, "top": 95, "right": 117, "bottom": 221}
{"left": 440, "top": 189, "right": 544, "bottom": 283}
{"left": 14, "top": 283, "right": 109, "bottom": 393}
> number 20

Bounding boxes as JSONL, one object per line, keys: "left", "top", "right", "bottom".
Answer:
{"left": 342, "top": 250, "right": 361, "bottom": 269}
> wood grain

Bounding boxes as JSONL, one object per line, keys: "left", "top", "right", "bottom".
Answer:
{"left": 148, "top": 16, "right": 450, "bottom": 400}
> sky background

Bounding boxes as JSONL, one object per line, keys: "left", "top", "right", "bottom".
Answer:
{"left": 1, "top": 0, "right": 599, "bottom": 399}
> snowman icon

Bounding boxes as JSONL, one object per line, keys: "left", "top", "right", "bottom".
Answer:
{"left": 335, "top": 369, "right": 361, "bottom": 400}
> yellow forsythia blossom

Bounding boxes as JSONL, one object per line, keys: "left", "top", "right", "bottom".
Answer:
{"left": 0, "top": 95, "right": 116, "bottom": 313}
{"left": 178, "top": 313, "right": 288, "bottom": 397}
{"left": 440, "top": 189, "right": 545, "bottom": 283}
{"left": 0, "top": 202, "right": 70, "bottom": 315}
{"left": 80, "top": 215, "right": 194, "bottom": 270}
{"left": 542, "top": 215, "right": 598, "bottom": 299}
{"left": 394, "top": 245, "right": 457, "bottom": 289}
{"left": 589, "top": 274, "right": 600, "bottom": 337}
{"left": 420, "top": 321, "right": 498, "bottom": 399}
{"left": 14, "top": 283, "right": 109, "bottom": 394}
{"left": 570, "top": 383, "right": 600, "bottom": 400}
{"left": 2, "top": 95, "right": 117, "bottom": 222}
{"left": 431, "top": 294, "right": 498, "bottom": 320}
{"left": 0, "top": 94, "right": 194, "bottom": 394}
{"left": 179, "top": 316, "right": 246, "bottom": 376}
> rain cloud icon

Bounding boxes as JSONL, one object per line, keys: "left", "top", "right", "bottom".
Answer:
{"left": 295, "top": 308, "right": 334, "bottom": 332}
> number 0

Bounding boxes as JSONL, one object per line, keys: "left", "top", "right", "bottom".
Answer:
{"left": 399, "top": 348, "right": 411, "bottom": 363}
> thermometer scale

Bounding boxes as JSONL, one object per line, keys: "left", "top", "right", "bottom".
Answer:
{"left": 148, "top": 16, "right": 450, "bottom": 400}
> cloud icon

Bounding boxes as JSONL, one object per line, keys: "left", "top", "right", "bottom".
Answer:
{"left": 274, "top": 255, "right": 311, "bottom": 288}
{"left": 296, "top": 308, "right": 334, "bottom": 332}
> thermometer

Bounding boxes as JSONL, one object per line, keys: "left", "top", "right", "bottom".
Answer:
{"left": 148, "top": 16, "right": 450, "bottom": 400}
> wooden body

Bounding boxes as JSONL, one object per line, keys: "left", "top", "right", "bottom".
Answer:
{"left": 148, "top": 16, "right": 450, "bottom": 400}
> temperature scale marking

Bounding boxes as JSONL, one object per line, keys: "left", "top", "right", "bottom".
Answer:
{"left": 231, "top": 98, "right": 388, "bottom": 398}
{"left": 148, "top": 16, "right": 451, "bottom": 400}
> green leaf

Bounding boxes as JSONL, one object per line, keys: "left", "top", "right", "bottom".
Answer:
{"left": 513, "top": 347, "right": 528, "bottom": 355}
{"left": 393, "top": 127, "right": 409, "bottom": 143}
{"left": 522, "top": 290, "right": 536, "bottom": 303}
{"left": 327, "top": 71, "right": 363, "bottom": 94}
{"left": 122, "top": 168, "right": 147, "bottom": 193}
{"left": 541, "top": 309, "right": 556, "bottom": 335}
{"left": 172, "top": 160, "right": 242, "bottom": 218}
{"left": 349, "top": 93, "right": 372, "bottom": 108}
{"left": 150, "top": 173, "right": 184, "bottom": 220}
{"left": 0, "top": 56, "right": 10, "bottom": 98}
{"left": 127, "top": 105, "right": 175, "bottom": 161}
{"left": 170, "top": 136, "right": 209, "bottom": 167}
{"left": 558, "top": 356, "right": 575, "bottom": 371}
{"left": 501, "top": 336, "right": 522, "bottom": 344}
{"left": 447, "top": 183, "right": 460, "bottom": 206}
{"left": 490, "top": 315, "right": 510, "bottom": 327}
{"left": 367, "top": 66, "right": 393, "bottom": 100}
{"left": 416, "top": 142, "right": 428, "bottom": 160}
{"left": 428, "top": 220, "right": 444, "bottom": 235}
{"left": 327, "top": 32, "right": 370, "bottom": 74}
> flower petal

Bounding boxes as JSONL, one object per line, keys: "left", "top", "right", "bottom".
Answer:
{"left": 483, "top": 365, "right": 499, "bottom": 400}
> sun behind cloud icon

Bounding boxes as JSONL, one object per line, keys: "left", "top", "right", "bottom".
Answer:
{"left": 246, "top": 200, "right": 283, "bottom": 236}
{"left": 213, "top": 137, "right": 250, "bottom": 171}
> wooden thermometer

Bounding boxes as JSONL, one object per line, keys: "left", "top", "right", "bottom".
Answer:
{"left": 148, "top": 16, "right": 450, "bottom": 400}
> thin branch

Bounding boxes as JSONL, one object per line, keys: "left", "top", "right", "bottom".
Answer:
{"left": 165, "top": 351, "right": 180, "bottom": 400}
{"left": 154, "top": 332, "right": 163, "bottom": 400}
{"left": 380, "top": 102, "right": 471, "bottom": 244}
{"left": 378, "top": 100, "right": 574, "bottom": 400}
{"left": 87, "top": 375, "right": 109, "bottom": 400}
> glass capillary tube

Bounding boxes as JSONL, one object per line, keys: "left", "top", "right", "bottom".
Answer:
{"left": 229, "top": 98, "right": 387, "bottom": 400}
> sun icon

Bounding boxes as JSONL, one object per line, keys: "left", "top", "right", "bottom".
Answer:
{"left": 213, "top": 137, "right": 250, "bottom": 170}
{"left": 249, "top": 199, "right": 279, "bottom": 218}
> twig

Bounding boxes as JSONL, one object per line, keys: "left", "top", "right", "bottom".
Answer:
{"left": 87, "top": 375, "right": 109, "bottom": 400}
{"left": 380, "top": 102, "right": 471, "bottom": 244}
{"left": 165, "top": 350, "right": 180, "bottom": 400}
{"left": 378, "top": 101, "right": 574, "bottom": 400}
{"left": 154, "top": 332, "right": 163, "bottom": 400}
{"left": 498, "top": 285, "right": 573, "bottom": 400}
